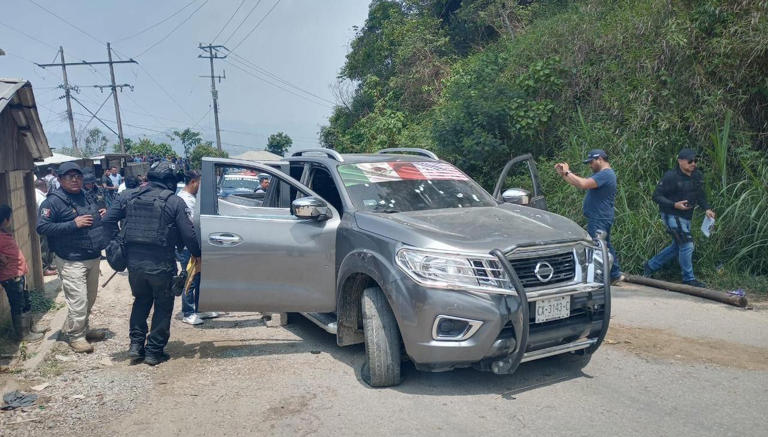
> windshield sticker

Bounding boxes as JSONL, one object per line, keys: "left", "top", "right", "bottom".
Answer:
{"left": 340, "top": 162, "right": 469, "bottom": 186}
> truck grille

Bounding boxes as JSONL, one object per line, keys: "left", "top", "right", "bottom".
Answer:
{"left": 508, "top": 252, "right": 575, "bottom": 287}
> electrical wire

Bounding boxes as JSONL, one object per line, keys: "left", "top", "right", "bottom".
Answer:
{"left": 222, "top": 0, "right": 264, "bottom": 45}
{"left": 28, "top": 0, "right": 103, "bottom": 45}
{"left": 0, "top": 20, "right": 58, "bottom": 51}
{"left": 134, "top": 0, "right": 209, "bottom": 58}
{"left": 228, "top": 0, "right": 282, "bottom": 53}
{"left": 230, "top": 53, "right": 336, "bottom": 105}
{"left": 211, "top": 0, "right": 247, "bottom": 43}
{"left": 114, "top": 0, "right": 200, "bottom": 42}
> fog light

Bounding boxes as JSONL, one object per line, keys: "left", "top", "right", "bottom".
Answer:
{"left": 431, "top": 315, "right": 483, "bottom": 341}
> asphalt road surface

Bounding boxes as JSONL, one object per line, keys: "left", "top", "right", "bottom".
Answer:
{"left": 3, "top": 268, "right": 766, "bottom": 436}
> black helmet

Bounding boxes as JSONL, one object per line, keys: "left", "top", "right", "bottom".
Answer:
{"left": 147, "top": 161, "right": 179, "bottom": 188}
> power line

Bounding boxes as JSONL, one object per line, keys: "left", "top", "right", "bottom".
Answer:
{"left": 222, "top": 0, "right": 264, "bottom": 45}
{"left": 230, "top": 53, "right": 336, "bottom": 105}
{"left": 0, "top": 20, "right": 58, "bottom": 51}
{"left": 115, "top": 0, "right": 200, "bottom": 42}
{"left": 225, "top": 57, "right": 333, "bottom": 108}
{"left": 229, "top": 0, "right": 282, "bottom": 53}
{"left": 134, "top": 0, "right": 209, "bottom": 58}
{"left": 211, "top": 0, "right": 247, "bottom": 43}
{"left": 28, "top": 0, "right": 103, "bottom": 45}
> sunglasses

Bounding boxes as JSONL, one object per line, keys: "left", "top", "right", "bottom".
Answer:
{"left": 62, "top": 173, "right": 84, "bottom": 181}
{"left": 687, "top": 159, "right": 698, "bottom": 164}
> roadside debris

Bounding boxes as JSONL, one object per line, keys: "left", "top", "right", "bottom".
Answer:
{"left": 1, "top": 390, "right": 38, "bottom": 410}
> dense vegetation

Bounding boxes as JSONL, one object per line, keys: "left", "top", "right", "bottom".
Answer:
{"left": 322, "top": 0, "right": 768, "bottom": 292}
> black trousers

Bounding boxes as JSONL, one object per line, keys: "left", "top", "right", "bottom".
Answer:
{"left": 0, "top": 276, "right": 29, "bottom": 315}
{"left": 128, "top": 270, "right": 175, "bottom": 355}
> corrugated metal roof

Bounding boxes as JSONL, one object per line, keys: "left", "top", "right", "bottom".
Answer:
{"left": 0, "top": 78, "right": 52, "bottom": 161}
{"left": 34, "top": 152, "right": 83, "bottom": 166}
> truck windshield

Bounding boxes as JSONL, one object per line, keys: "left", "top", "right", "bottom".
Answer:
{"left": 339, "top": 161, "right": 496, "bottom": 213}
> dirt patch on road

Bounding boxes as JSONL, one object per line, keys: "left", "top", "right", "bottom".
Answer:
{"left": 605, "top": 324, "right": 768, "bottom": 371}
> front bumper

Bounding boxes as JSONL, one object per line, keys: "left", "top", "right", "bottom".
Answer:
{"left": 389, "top": 277, "right": 608, "bottom": 373}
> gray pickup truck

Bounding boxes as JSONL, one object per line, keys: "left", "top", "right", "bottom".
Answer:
{"left": 196, "top": 148, "right": 611, "bottom": 387}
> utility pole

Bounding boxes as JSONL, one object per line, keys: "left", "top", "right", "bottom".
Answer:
{"left": 37, "top": 45, "right": 137, "bottom": 154}
{"left": 198, "top": 44, "right": 227, "bottom": 151}
{"left": 107, "top": 43, "right": 126, "bottom": 153}
{"left": 59, "top": 46, "right": 79, "bottom": 154}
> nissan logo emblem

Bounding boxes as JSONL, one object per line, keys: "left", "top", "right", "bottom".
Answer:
{"left": 534, "top": 261, "right": 554, "bottom": 282}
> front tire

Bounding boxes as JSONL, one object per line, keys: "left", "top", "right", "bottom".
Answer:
{"left": 361, "top": 286, "right": 402, "bottom": 387}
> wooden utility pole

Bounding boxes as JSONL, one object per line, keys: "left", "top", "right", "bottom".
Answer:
{"left": 37, "top": 45, "right": 137, "bottom": 154}
{"left": 198, "top": 44, "right": 227, "bottom": 151}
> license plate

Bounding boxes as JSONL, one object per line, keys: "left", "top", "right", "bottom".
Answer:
{"left": 535, "top": 296, "right": 571, "bottom": 323}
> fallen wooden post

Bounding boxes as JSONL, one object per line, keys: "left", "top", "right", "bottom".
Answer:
{"left": 623, "top": 274, "right": 748, "bottom": 307}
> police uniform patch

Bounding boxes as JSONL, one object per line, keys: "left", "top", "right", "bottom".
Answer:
{"left": 41, "top": 208, "right": 51, "bottom": 218}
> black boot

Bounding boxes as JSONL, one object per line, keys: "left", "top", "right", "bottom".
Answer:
{"left": 128, "top": 343, "right": 146, "bottom": 359}
{"left": 11, "top": 313, "right": 44, "bottom": 342}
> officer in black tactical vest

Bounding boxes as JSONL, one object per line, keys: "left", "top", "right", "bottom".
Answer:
{"left": 36, "top": 162, "right": 109, "bottom": 353}
{"left": 102, "top": 161, "right": 200, "bottom": 365}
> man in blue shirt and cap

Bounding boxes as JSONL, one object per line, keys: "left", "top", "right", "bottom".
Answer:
{"left": 555, "top": 149, "right": 622, "bottom": 283}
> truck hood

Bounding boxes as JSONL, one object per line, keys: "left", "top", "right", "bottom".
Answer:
{"left": 354, "top": 204, "right": 590, "bottom": 253}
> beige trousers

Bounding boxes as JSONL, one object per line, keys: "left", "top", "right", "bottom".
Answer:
{"left": 54, "top": 256, "right": 101, "bottom": 341}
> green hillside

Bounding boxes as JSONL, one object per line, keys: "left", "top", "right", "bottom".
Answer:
{"left": 322, "top": 0, "right": 768, "bottom": 292}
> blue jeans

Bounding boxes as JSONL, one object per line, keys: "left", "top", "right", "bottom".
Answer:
{"left": 176, "top": 248, "right": 200, "bottom": 317}
{"left": 647, "top": 213, "right": 695, "bottom": 282}
{"left": 586, "top": 218, "right": 621, "bottom": 280}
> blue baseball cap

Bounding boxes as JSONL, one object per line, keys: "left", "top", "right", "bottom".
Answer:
{"left": 583, "top": 149, "right": 608, "bottom": 163}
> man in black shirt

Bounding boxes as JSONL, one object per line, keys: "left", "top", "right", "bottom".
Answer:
{"left": 103, "top": 162, "right": 201, "bottom": 365}
{"left": 644, "top": 148, "right": 716, "bottom": 287}
{"left": 36, "top": 162, "right": 109, "bottom": 353}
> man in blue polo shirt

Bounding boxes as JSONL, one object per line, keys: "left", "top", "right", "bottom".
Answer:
{"left": 555, "top": 149, "right": 622, "bottom": 283}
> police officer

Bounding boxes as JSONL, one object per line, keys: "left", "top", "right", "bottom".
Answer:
{"left": 102, "top": 161, "right": 200, "bottom": 365}
{"left": 36, "top": 162, "right": 109, "bottom": 353}
{"left": 644, "top": 148, "right": 716, "bottom": 287}
{"left": 83, "top": 172, "right": 106, "bottom": 210}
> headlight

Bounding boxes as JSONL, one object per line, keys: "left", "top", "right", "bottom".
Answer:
{"left": 395, "top": 248, "right": 513, "bottom": 294}
{"left": 590, "top": 248, "right": 614, "bottom": 283}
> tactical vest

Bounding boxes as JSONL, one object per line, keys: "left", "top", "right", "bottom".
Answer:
{"left": 123, "top": 187, "right": 175, "bottom": 251}
{"left": 49, "top": 191, "right": 109, "bottom": 254}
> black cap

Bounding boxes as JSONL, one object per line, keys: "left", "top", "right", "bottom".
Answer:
{"left": 583, "top": 149, "right": 608, "bottom": 163}
{"left": 677, "top": 148, "right": 697, "bottom": 160}
{"left": 83, "top": 173, "right": 97, "bottom": 184}
{"left": 58, "top": 162, "right": 83, "bottom": 176}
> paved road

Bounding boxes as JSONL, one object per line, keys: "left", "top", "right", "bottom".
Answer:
{"left": 3, "top": 268, "right": 767, "bottom": 436}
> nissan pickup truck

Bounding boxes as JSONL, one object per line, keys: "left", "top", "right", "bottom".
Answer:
{"left": 195, "top": 148, "right": 612, "bottom": 387}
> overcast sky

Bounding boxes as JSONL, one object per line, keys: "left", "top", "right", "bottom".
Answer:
{"left": 0, "top": 0, "right": 370, "bottom": 156}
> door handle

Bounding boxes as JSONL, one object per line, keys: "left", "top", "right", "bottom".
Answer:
{"left": 208, "top": 233, "right": 243, "bottom": 246}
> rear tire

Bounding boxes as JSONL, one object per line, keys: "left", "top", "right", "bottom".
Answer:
{"left": 361, "top": 286, "right": 402, "bottom": 387}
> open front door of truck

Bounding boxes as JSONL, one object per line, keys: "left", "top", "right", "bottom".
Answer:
{"left": 196, "top": 157, "right": 340, "bottom": 313}
{"left": 492, "top": 153, "right": 547, "bottom": 210}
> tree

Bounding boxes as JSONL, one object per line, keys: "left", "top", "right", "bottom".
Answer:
{"left": 171, "top": 128, "right": 203, "bottom": 159}
{"left": 62, "top": 128, "right": 109, "bottom": 157}
{"left": 113, "top": 138, "right": 135, "bottom": 153}
{"left": 128, "top": 138, "right": 177, "bottom": 158}
{"left": 189, "top": 142, "right": 228, "bottom": 169}
{"left": 266, "top": 132, "right": 293, "bottom": 157}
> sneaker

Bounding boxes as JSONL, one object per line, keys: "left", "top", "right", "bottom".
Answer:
{"left": 197, "top": 312, "right": 220, "bottom": 319}
{"left": 643, "top": 262, "right": 653, "bottom": 277}
{"left": 85, "top": 329, "right": 107, "bottom": 342}
{"left": 128, "top": 343, "right": 145, "bottom": 359}
{"left": 684, "top": 279, "right": 707, "bottom": 288}
{"left": 144, "top": 352, "right": 170, "bottom": 366}
{"left": 182, "top": 314, "right": 204, "bottom": 325}
{"left": 70, "top": 339, "right": 94, "bottom": 353}
{"left": 610, "top": 274, "right": 625, "bottom": 286}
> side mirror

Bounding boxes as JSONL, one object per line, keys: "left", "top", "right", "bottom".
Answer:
{"left": 292, "top": 196, "right": 331, "bottom": 221}
{"left": 502, "top": 188, "right": 530, "bottom": 205}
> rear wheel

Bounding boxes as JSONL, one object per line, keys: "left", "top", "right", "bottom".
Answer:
{"left": 361, "top": 286, "right": 402, "bottom": 387}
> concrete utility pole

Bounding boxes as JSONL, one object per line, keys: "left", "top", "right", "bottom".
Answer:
{"left": 107, "top": 43, "right": 126, "bottom": 153}
{"left": 198, "top": 43, "right": 227, "bottom": 151}
{"left": 59, "top": 46, "right": 79, "bottom": 154}
{"left": 37, "top": 45, "right": 137, "bottom": 154}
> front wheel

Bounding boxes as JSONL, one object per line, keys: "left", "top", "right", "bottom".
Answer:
{"left": 361, "top": 286, "right": 402, "bottom": 387}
